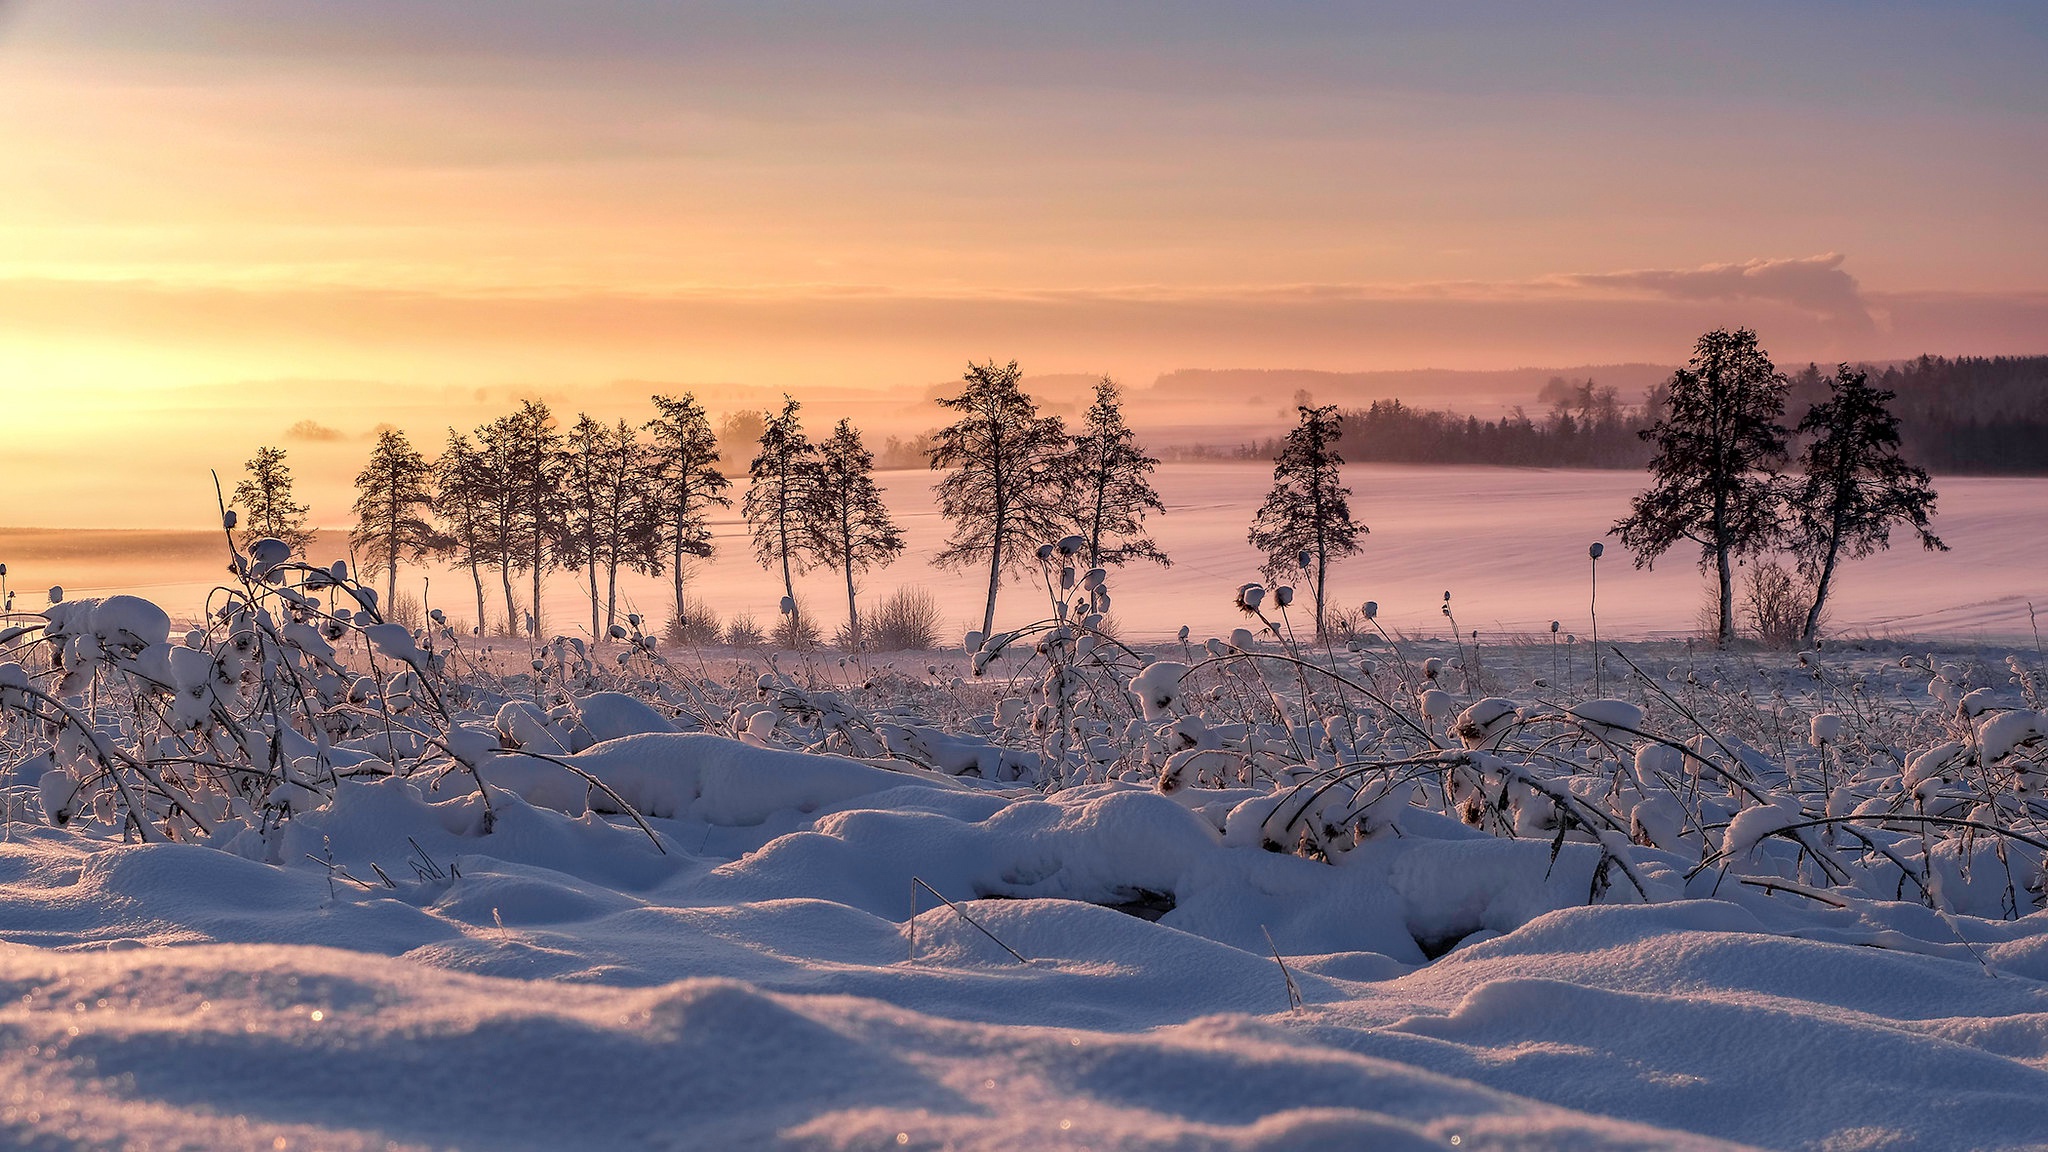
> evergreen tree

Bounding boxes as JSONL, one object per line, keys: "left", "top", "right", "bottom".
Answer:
{"left": 508, "top": 400, "right": 566, "bottom": 639}
{"left": 930, "top": 360, "right": 1072, "bottom": 637}
{"left": 561, "top": 414, "right": 616, "bottom": 641}
{"left": 1792, "top": 365, "right": 1945, "bottom": 645}
{"left": 349, "top": 428, "right": 438, "bottom": 612}
{"left": 595, "top": 418, "right": 664, "bottom": 633}
{"left": 742, "top": 398, "right": 821, "bottom": 645}
{"left": 432, "top": 429, "right": 495, "bottom": 635}
{"left": 1069, "top": 378, "right": 1169, "bottom": 582}
{"left": 645, "top": 393, "right": 731, "bottom": 638}
{"left": 806, "top": 419, "right": 905, "bottom": 648}
{"left": 1247, "top": 404, "right": 1366, "bottom": 637}
{"left": 233, "top": 445, "right": 314, "bottom": 556}
{"left": 1613, "top": 328, "right": 1791, "bottom": 645}
{"left": 474, "top": 410, "right": 539, "bottom": 638}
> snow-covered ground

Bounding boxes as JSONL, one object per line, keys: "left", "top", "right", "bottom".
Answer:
{"left": 8, "top": 771, "right": 2048, "bottom": 1152}
{"left": 12, "top": 464, "right": 2046, "bottom": 642}
{"left": 5, "top": 502, "right": 2048, "bottom": 1149}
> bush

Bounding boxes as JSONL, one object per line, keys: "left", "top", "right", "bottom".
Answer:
{"left": 773, "top": 599, "right": 821, "bottom": 649}
{"left": 387, "top": 591, "right": 426, "bottom": 633}
{"left": 863, "top": 586, "right": 942, "bottom": 651}
{"left": 724, "top": 612, "right": 765, "bottom": 648}
{"left": 664, "top": 595, "right": 724, "bottom": 647}
{"left": 1743, "top": 559, "right": 1810, "bottom": 648}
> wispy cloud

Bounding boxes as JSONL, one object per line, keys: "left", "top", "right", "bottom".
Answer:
{"left": 1556, "top": 254, "right": 1874, "bottom": 331}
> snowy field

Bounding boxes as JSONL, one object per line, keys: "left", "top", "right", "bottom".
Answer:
{"left": 3, "top": 477, "right": 2048, "bottom": 1150}
{"left": 9, "top": 464, "right": 2046, "bottom": 643}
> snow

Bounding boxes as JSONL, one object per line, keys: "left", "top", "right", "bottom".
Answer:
{"left": 6, "top": 553, "right": 2048, "bottom": 1149}
{"left": 17, "top": 466, "right": 2048, "bottom": 643}
{"left": 4, "top": 754, "right": 2048, "bottom": 1150}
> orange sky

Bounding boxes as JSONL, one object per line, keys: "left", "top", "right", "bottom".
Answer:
{"left": 1, "top": 1, "right": 2044, "bottom": 527}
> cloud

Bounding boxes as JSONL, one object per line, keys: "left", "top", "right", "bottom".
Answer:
{"left": 1556, "top": 254, "right": 1874, "bottom": 332}
{"left": 284, "top": 418, "right": 343, "bottom": 441}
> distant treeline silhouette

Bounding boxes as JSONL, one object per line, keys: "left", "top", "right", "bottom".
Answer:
{"left": 1809, "top": 355, "right": 2048, "bottom": 475}
{"left": 1166, "top": 354, "right": 2048, "bottom": 473}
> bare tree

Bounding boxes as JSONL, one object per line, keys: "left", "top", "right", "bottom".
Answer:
{"left": 350, "top": 428, "right": 439, "bottom": 611}
{"left": 646, "top": 393, "right": 731, "bottom": 638}
{"left": 1248, "top": 404, "right": 1366, "bottom": 637}
{"left": 1613, "top": 328, "right": 1790, "bottom": 646}
{"left": 742, "top": 398, "right": 821, "bottom": 644}
{"left": 233, "top": 445, "right": 315, "bottom": 556}
{"left": 806, "top": 419, "right": 905, "bottom": 648}
{"left": 1793, "top": 365, "right": 1945, "bottom": 645}
{"left": 1069, "top": 377, "right": 1169, "bottom": 577}
{"left": 930, "top": 360, "right": 1072, "bottom": 637}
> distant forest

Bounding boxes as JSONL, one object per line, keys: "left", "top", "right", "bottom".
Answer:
{"left": 1167, "top": 355, "right": 2048, "bottom": 474}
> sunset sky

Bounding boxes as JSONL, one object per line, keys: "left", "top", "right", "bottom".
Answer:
{"left": 2, "top": 1, "right": 2044, "bottom": 525}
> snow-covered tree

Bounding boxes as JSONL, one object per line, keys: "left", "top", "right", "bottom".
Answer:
{"left": 1069, "top": 377, "right": 1169, "bottom": 580}
{"left": 645, "top": 392, "right": 731, "bottom": 639}
{"left": 508, "top": 400, "right": 567, "bottom": 640}
{"left": 431, "top": 429, "right": 495, "bottom": 635}
{"left": 561, "top": 415, "right": 664, "bottom": 640}
{"left": 1792, "top": 365, "right": 1945, "bottom": 645}
{"left": 1248, "top": 404, "right": 1366, "bottom": 638}
{"left": 1613, "top": 328, "right": 1790, "bottom": 646}
{"left": 806, "top": 419, "right": 905, "bottom": 648}
{"left": 349, "top": 428, "right": 439, "bottom": 612}
{"left": 233, "top": 445, "right": 314, "bottom": 556}
{"left": 930, "top": 360, "right": 1072, "bottom": 637}
{"left": 743, "top": 398, "right": 821, "bottom": 645}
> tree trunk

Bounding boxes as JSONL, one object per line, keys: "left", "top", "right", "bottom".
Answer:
{"left": 468, "top": 559, "right": 486, "bottom": 638}
{"left": 1712, "top": 485, "right": 1734, "bottom": 646}
{"left": 530, "top": 534, "right": 545, "bottom": 640}
{"left": 500, "top": 561, "right": 516, "bottom": 641}
{"left": 384, "top": 509, "right": 399, "bottom": 614}
{"left": 844, "top": 564, "right": 858, "bottom": 650}
{"left": 605, "top": 553, "right": 620, "bottom": 634}
{"left": 1801, "top": 518, "right": 1845, "bottom": 647}
{"left": 1716, "top": 545, "right": 1735, "bottom": 646}
{"left": 982, "top": 502, "right": 1004, "bottom": 638}
{"left": 587, "top": 557, "right": 600, "bottom": 642}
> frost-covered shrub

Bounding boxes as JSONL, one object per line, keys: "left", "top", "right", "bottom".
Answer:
{"left": 773, "top": 600, "right": 821, "bottom": 649}
{"left": 724, "top": 612, "right": 765, "bottom": 647}
{"left": 664, "top": 595, "right": 723, "bottom": 647}
{"left": 863, "top": 585, "right": 942, "bottom": 651}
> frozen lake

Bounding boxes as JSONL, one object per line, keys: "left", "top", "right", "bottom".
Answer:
{"left": 4, "top": 463, "right": 2041, "bottom": 643}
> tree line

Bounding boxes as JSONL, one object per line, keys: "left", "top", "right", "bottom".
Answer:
{"left": 223, "top": 331, "right": 1950, "bottom": 651}
{"left": 231, "top": 368, "right": 1183, "bottom": 648}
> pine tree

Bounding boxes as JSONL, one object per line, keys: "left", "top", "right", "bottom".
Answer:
{"left": 474, "top": 410, "right": 540, "bottom": 638}
{"left": 508, "top": 400, "right": 566, "bottom": 639}
{"left": 561, "top": 414, "right": 615, "bottom": 641}
{"left": 930, "top": 360, "right": 1072, "bottom": 637}
{"left": 349, "top": 428, "right": 439, "bottom": 612}
{"left": 595, "top": 418, "right": 664, "bottom": 633}
{"left": 806, "top": 419, "right": 905, "bottom": 648}
{"left": 1247, "top": 404, "right": 1366, "bottom": 637}
{"left": 1613, "top": 328, "right": 1791, "bottom": 645}
{"left": 233, "top": 446, "right": 314, "bottom": 556}
{"left": 743, "top": 398, "right": 821, "bottom": 645}
{"left": 432, "top": 429, "right": 495, "bottom": 635}
{"left": 1792, "top": 365, "right": 1945, "bottom": 645}
{"left": 1069, "top": 377, "right": 1169, "bottom": 578}
{"left": 645, "top": 393, "right": 731, "bottom": 639}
